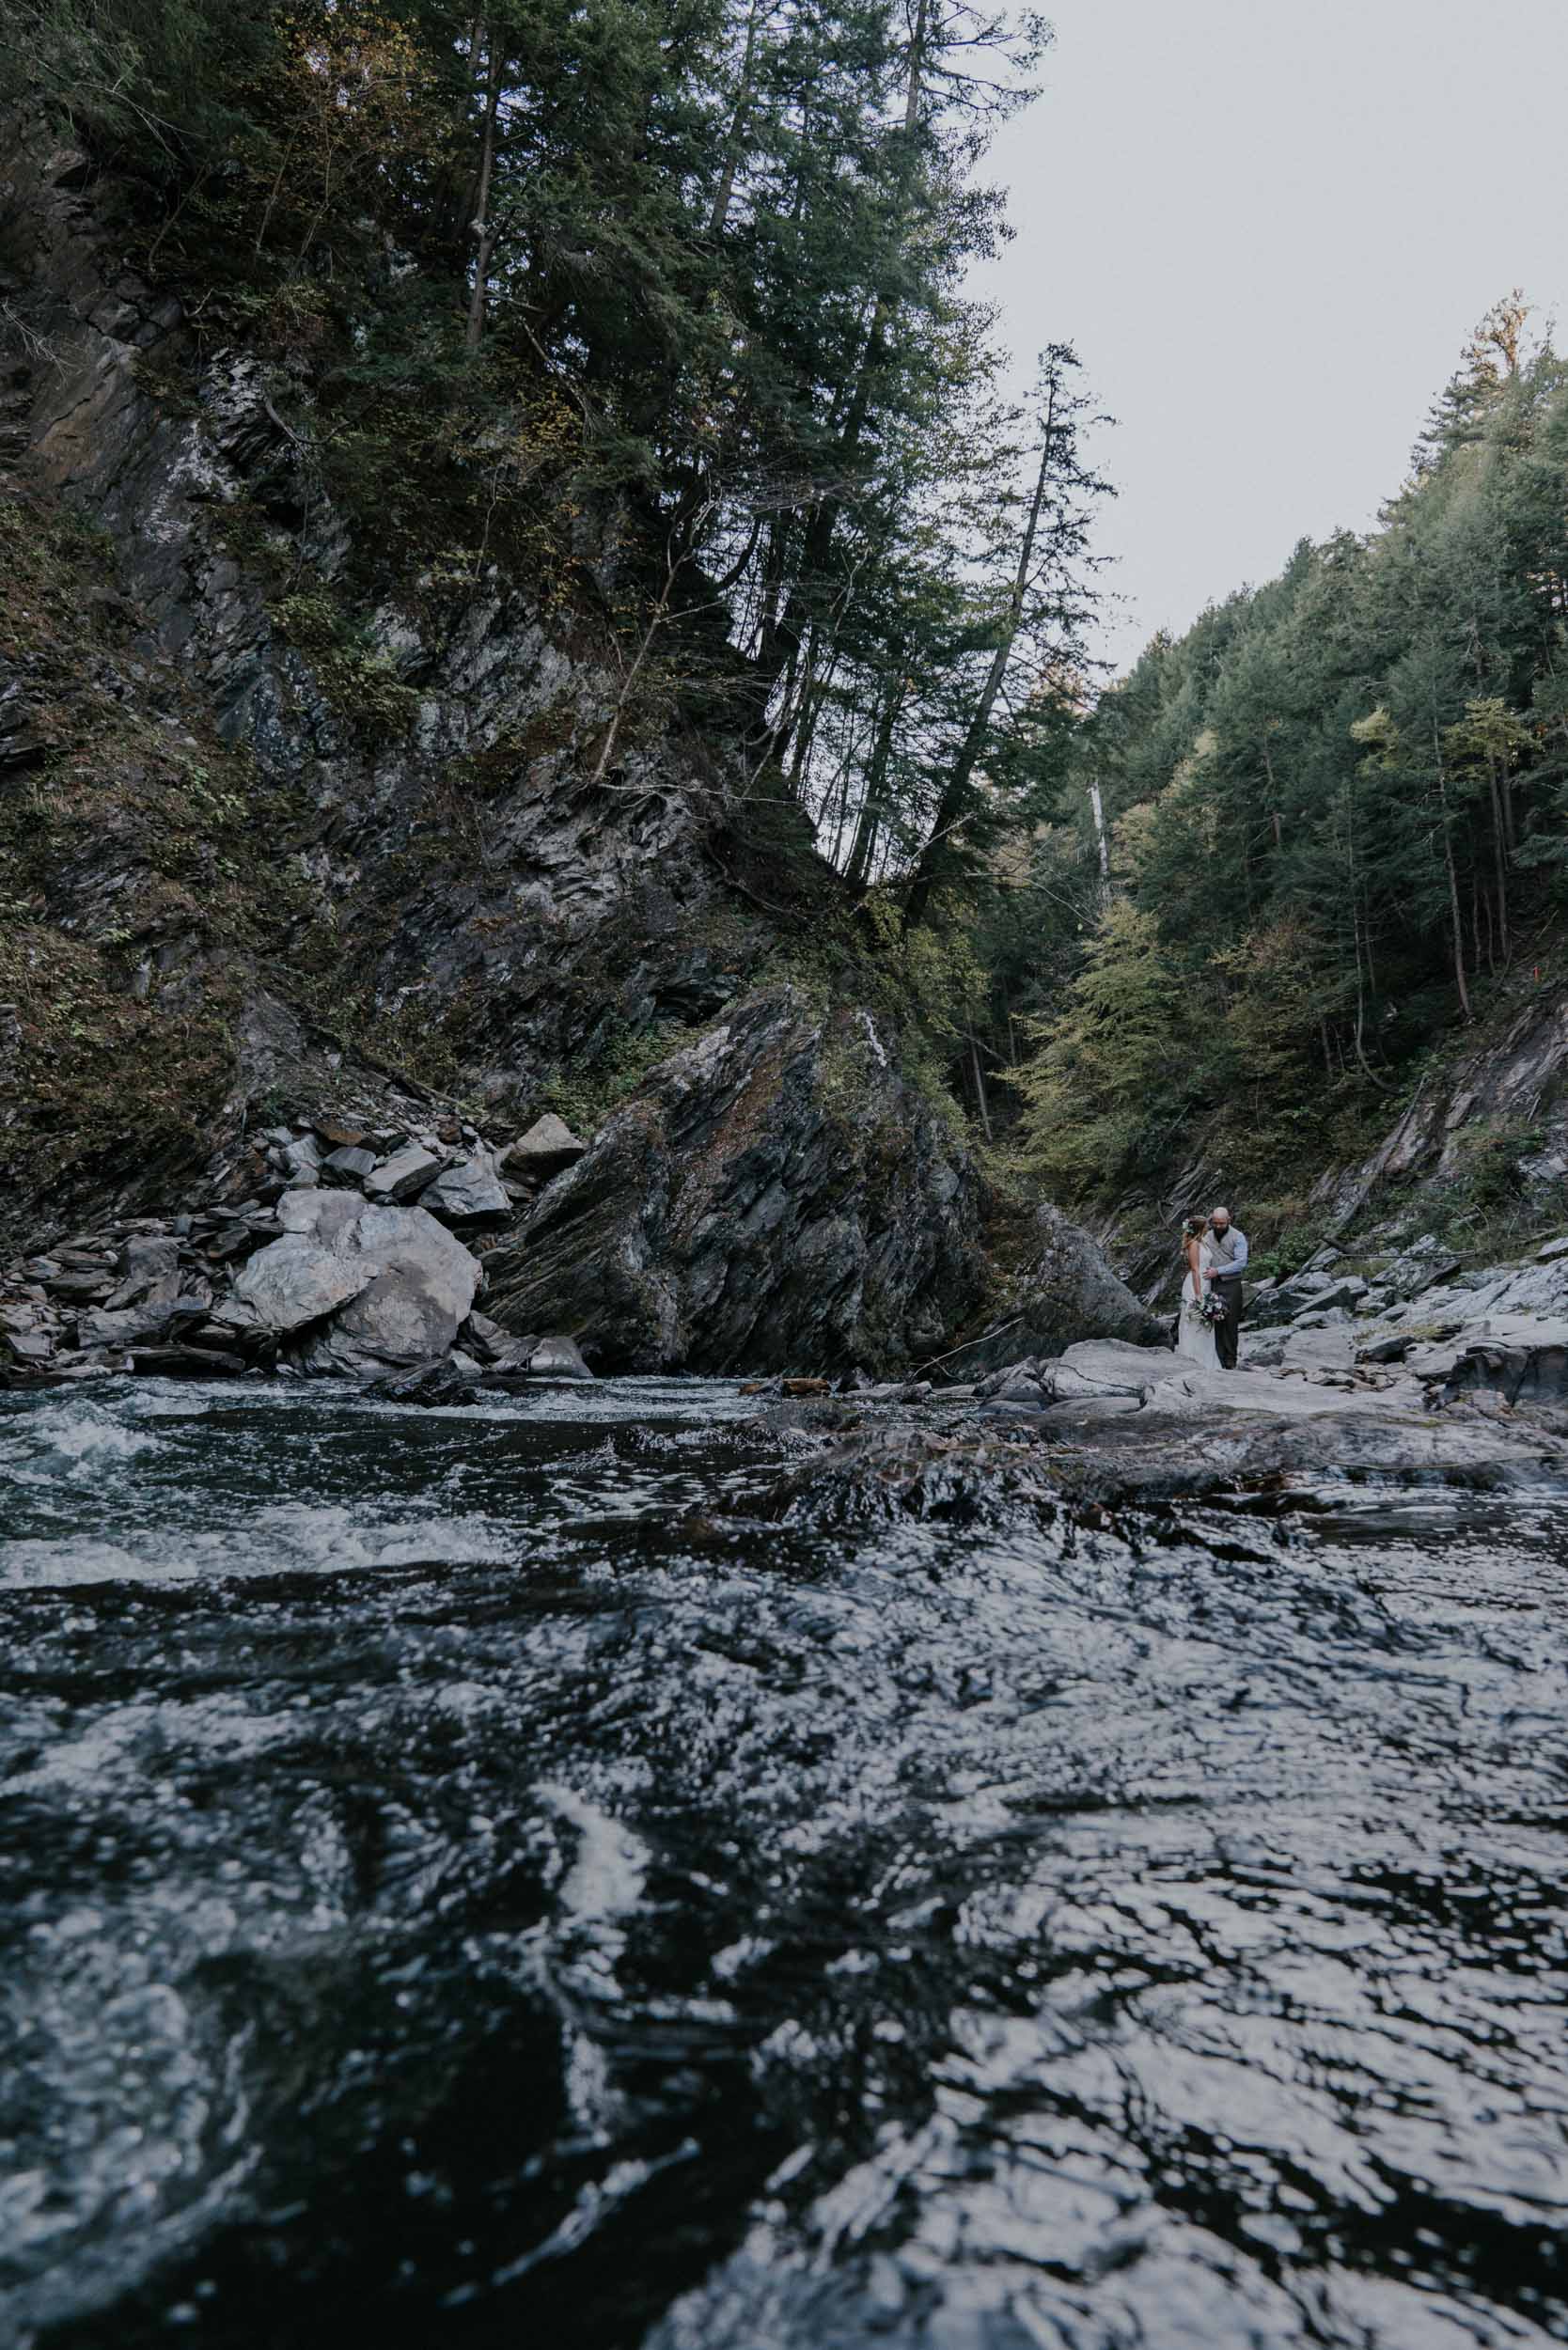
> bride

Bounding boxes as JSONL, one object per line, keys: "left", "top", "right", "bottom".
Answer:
{"left": 1177, "top": 1214, "right": 1220, "bottom": 1371}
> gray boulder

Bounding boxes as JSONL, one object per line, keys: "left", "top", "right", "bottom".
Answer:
{"left": 3, "top": 1328, "right": 55, "bottom": 1365}
{"left": 278, "top": 1135, "right": 323, "bottom": 1187}
{"left": 524, "top": 1334, "right": 595, "bottom": 1381}
{"left": 974, "top": 1358, "right": 1052, "bottom": 1404}
{"left": 457, "top": 1308, "right": 529, "bottom": 1365}
{"left": 363, "top": 1357, "right": 482, "bottom": 1407}
{"left": 1294, "top": 1277, "right": 1368, "bottom": 1317}
{"left": 321, "top": 1144, "right": 379, "bottom": 1183}
{"left": 43, "top": 1268, "right": 114, "bottom": 1301}
{"left": 231, "top": 1190, "right": 376, "bottom": 1335}
{"left": 1408, "top": 1314, "right": 1568, "bottom": 1406}
{"left": 503, "top": 1114, "right": 588, "bottom": 1183}
{"left": 1386, "top": 1247, "right": 1463, "bottom": 1301}
{"left": 76, "top": 1237, "right": 185, "bottom": 1348}
{"left": 1249, "top": 1267, "right": 1343, "bottom": 1329}
{"left": 419, "top": 1152, "right": 512, "bottom": 1230}
{"left": 230, "top": 1188, "right": 480, "bottom": 1372}
{"left": 481, "top": 991, "right": 986, "bottom": 1374}
{"left": 1356, "top": 1332, "right": 1410, "bottom": 1364}
{"left": 104, "top": 1235, "right": 180, "bottom": 1306}
{"left": 364, "top": 1143, "right": 444, "bottom": 1203}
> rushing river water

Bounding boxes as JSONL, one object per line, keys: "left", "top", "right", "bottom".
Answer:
{"left": 2, "top": 1374, "right": 1566, "bottom": 2349}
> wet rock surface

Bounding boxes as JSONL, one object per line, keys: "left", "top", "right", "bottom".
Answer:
{"left": 2, "top": 1371, "right": 1566, "bottom": 2350}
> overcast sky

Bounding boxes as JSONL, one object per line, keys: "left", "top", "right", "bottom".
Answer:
{"left": 975, "top": 0, "right": 1568, "bottom": 674}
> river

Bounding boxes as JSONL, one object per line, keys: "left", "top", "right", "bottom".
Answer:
{"left": 3, "top": 1373, "right": 1566, "bottom": 2348}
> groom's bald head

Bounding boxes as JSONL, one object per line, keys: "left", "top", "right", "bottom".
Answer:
{"left": 1211, "top": 1206, "right": 1231, "bottom": 1227}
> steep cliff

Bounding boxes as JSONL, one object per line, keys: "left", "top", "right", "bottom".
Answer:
{"left": 0, "top": 121, "right": 1007, "bottom": 1370}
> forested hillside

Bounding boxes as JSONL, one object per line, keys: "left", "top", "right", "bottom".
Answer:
{"left": 999, "top": 296, "right": 1568, "bottom": 1236}
{"left": 6, "top": 0, "right": 1100, "bottom": 924}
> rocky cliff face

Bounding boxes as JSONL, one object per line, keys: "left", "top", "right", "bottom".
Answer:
{"left": 1315, "top": 979, "right": 1568, "bottom": 1226}
{"left": 0, "top": 122, "right": 1014, "bottom": 1373}
{"left": 482, "top": 991, "right": 985, "bottom": 1372}
{"left": 1, "top": 122, "right": 780, "bottom": 1140}
{"left": 0, "top": 121, "right": 1174, "bottom": 1380}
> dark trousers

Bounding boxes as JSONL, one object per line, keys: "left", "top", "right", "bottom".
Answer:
{"left": 1213, "top": 1276, "right": 1244, "bottom": 1370}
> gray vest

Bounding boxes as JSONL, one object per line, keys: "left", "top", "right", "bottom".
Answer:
{"left": 1209, "top": 1226, "right": 1243, "bottom": 1281}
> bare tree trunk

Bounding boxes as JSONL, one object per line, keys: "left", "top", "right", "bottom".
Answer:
{"left": 1262, "top": 739, "right": 1282, "bottom": 849}
{"left": 1488, "top": 757, "right": 1511, "bottom": 955}
{"left": 968, "top": 1037, "right": 993, "bottom": 1140}
{"left": 709, "top": 0, "right": 763, "bottom": 238}
{"left": 464, "top": 28, "right": 504, "bottom": 352}
{"left": 846, "top": 665, "right": 902, "bottom": 888}
{"left": 588, "top": 513, "right": 710, "bottom": 788}
{"left": 1435, "top": 739, "right": 1472, "bottom": 1018}
{"left": 1087, "top": 778, "right": 1110, "bottom": 901}
{"left": 903, "top": 378, "right": 1059, "bottom": 930}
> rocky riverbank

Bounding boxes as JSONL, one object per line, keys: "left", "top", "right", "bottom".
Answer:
{"left": 0, "top": 1105, "right": 583, "bottom": 1386}
{"left": 11, "top": 1085, "right": 1568, "bottom": 1516}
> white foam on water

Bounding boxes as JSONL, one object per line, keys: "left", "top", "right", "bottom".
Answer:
{"left": 534, "top": 1786, "right": 654, "bottom": 2140}
{"left": 0, "top": 1499, "right": 516, "bottom": 1589}
{"left": 541, "top": 1785, "right": 651, "bottom": 1934}
{"left": 0, "top": 1396, "right": 162, "bottom": 1479}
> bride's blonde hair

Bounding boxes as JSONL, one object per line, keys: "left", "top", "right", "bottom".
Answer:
{"left": 1181, "top": 1214, "right": 1207, "bottom": 1242}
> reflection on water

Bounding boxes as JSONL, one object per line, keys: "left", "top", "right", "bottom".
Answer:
{"left": 2, "top": 1376, "right": 1566, "bottom": 2347}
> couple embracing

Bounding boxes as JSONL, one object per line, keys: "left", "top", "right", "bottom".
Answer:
{"left": 1178, "top": 1205, "right": 1248, "bottom": 1372}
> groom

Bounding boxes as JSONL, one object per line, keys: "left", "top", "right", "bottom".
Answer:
{"left": 1206, "top": 1205, "right": 1248, "bottom": 1370}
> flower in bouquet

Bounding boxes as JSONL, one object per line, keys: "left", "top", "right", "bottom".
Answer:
{"left": 1199, "top": 1292, "right": 1229, "bottom": 1325}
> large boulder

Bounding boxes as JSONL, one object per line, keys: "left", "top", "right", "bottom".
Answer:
{"left": 364, "top": 1143, "right": 443, "bottom": 1203}
{"left": 934, "top": 1202, "right": 1167, "bottom": 1379}
{"left": 503, "top": 1115, "right": 587, "bottom": 1183}
{"left": 230, "top": 1188, "right": 479, "bottom": 1373}
{"left": 418, "top": 1152, "right": 511, "bottom": 1229}
{"left": 480, "top": 991, "right": 987, "bottom": 1374}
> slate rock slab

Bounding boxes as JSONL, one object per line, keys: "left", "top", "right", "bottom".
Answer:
{"left": 365, "top": 1144, "right": 443, "bottom": 1203}
{"left": 525, "top": 1334, "right": 595, "bottom": 1381}
{"left": 483, "top": 993, "right": 989, "bottom": 1375}
{"left": 418, "top": 1152, "right": 511, "bottom": 1229}
{"left": 503, "top": 1114, "right": 587, "bottom": 1183}
{"left": 321, "top": 1145, "right": 379, "bottom": 1183}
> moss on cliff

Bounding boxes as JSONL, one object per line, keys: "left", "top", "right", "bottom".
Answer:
{"left": 0, "top": 487, "right": 312, "bottom": 1213}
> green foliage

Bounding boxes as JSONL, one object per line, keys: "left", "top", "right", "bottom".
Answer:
{"left": 1007, "top": 900, "right": 1184, "bottom": 1193}
{"left": 539, "top": 1021, "right": 691, "bottom": 1137}
{"left": 0, "top": 1, "right": 275, "bottom": 164}
{"left": 270, "top": 591, "right": 421, "bottom": 741}
{"left": 1429, "top": 1115, "right": 1555, "bottom": 1260}
{"left": 1248, "top": 1213, "right": 1334, "bottom": 1284}
{"left": 12, "top": 0, "right": 1078, "bottom": 959}
{"left": 1003, "top": 295, "right": 1568, "bottom": 1207}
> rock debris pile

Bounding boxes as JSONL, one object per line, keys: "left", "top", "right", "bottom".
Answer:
{"left": 0, "top": 1112, "right": 588, "bottom": 1387}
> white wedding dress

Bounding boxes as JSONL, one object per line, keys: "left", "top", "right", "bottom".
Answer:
{"left": 1177, "top": 1242, "right": 1220, "bottom": 1371}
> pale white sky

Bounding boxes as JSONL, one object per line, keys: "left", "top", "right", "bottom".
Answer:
{"left": 976, "top": 0, "right": 1568, "bottom": 672}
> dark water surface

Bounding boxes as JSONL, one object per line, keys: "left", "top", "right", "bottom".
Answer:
{"left": 2, "top": 1376, "right": 1565, "bottom": 2348}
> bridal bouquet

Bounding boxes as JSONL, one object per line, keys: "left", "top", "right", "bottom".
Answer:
{"left": 1199, "top": 1292, "right": 1229, "bottom": 1325}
